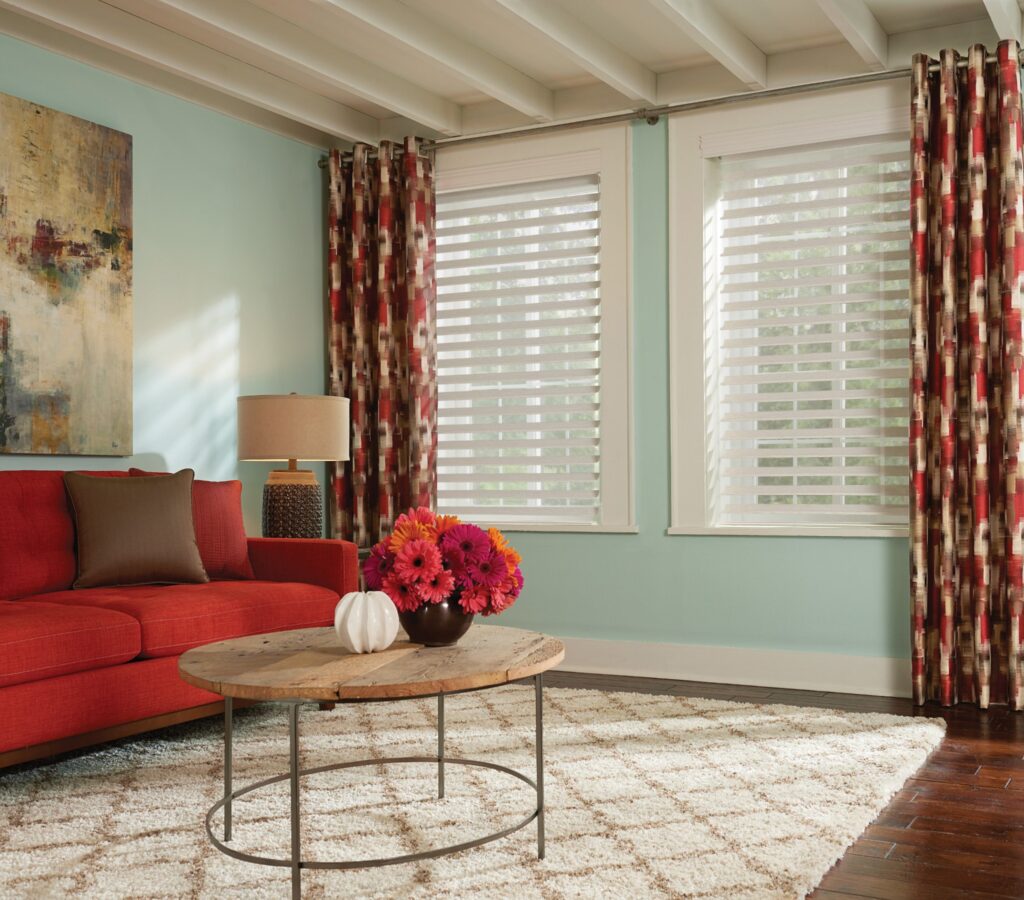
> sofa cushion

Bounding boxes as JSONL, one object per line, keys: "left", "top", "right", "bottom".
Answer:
{"left": 0, "top": 656, "right": 219, "bottom": 755}
{"left": 130, "top": 470, "right": 254, "bottom": 580}
{"left": 0, "top": 601, "right": 141, "bottom": 688}
{"left": 64, "top": 469, "right": 209, "bottom": 588}
{"left": 35, "top": 580, "right": 339, "bottom": 658}
{"left": 0, "top": 471, "right": 119, "bottom": 600}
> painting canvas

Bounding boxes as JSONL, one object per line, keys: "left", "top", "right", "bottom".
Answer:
{"left": 0, "top": 92, "right": 132, "bottom": 456}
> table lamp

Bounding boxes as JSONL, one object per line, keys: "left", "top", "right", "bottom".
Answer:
{"left": 237, "top": 394, "right": 350, "bottom": 539}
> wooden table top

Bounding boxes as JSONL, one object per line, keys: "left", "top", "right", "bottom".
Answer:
{"left": 178, "top": 625, "right": 565, "bottom": 702}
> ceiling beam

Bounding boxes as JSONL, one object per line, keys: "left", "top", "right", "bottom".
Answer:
{"left": 982, "top": 0, "right": 1023, "bottom": 43}
{"left": 816, "top": 0, "right": 888, "bottom": 70}
{"left": 110, "top": 0, "right": 461, "bottom": 135}
{"left": 647, "top": 0, "right": 766, "bottom": 89}
{"left": 323, "top": 0, "right": 553, "bottom": 122}
{"left": 0, "top": 0, "right": 379, "bottom": 142}
{"left": 493, "top": 0, "right": 657, "bottom": 103}
{"left": 0, "top": 8, "right": 332, "bottom": 147}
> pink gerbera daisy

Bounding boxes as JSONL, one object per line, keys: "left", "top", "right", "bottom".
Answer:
{"left": 440, "top": 524, "right": 490, "bottom": 565}
{"left": 416, "top": 567, "right": 455, "bottom": 605}
{"left": 363, "top": 543, "right": 394, "bottom": 590}
{"left": 486, "top": 588, "right": 512, "bottom": 615}
{"left": 467, "top": 547, "right": 507, "bottom": 589}
{"left": 458, "top": 585, "right": 491, "bottom": 615}
{"left": 394, "top": 539, "right": 442, "bottom": 584}
{"left": 383, "top": 574, "right": 419, "bottom": 613}
{"left": 406, "top": 506, "right": 437, "bottom": 526}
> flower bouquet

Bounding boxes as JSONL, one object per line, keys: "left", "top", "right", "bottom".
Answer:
{"left": 364, "top": 508, "right": 524, "bottom": 646}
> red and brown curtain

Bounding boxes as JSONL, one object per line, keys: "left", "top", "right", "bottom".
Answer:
{"left": 327, "top": 138, "right": 437, "bottom": 548}
{"left": 911, "top": 42, "right": 1024, "bottom": 709}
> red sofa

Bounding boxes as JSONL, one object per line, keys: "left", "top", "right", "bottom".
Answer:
{"left": 0, "top": 470, "right": 358, "bottom": 766}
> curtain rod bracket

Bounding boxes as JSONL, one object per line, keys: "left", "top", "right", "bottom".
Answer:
{"left": 630, "top": 108, "right": 660, "bottom": 125}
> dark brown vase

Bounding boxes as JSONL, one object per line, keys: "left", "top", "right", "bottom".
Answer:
{"left": 399, "top": 593, "right": 474, "bottom": 647}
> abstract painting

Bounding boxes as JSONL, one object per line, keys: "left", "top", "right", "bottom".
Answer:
{"left": 0, "top": 91, "right": 132, "bottom": 455}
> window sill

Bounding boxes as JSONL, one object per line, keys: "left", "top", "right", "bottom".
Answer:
{"left": 667, "top": 524, "right": 908, "bottom": 539}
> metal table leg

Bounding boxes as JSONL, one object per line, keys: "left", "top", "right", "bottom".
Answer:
{"left": 224, "top": 697, "right": 233, "bottom": 842}
{"left": 535, "top": 673, "right": 545, "bottom": 860}
{"left": 289, "top": 703, "right": 301, "bottom": 899}
{"left": 437, "top": 692, "right": 445, "bottom": 799}
{"left": 205, "top": 682, "right": 549, "bottom": 886}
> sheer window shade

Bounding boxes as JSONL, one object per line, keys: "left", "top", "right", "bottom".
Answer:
{"left": 435, "top": 175, "right": 603, "bottom": 525}
{"left": 708, "top": 134, "right": 909, "bottom": 529}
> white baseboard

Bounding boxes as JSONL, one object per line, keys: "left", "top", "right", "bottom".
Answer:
{"left": 557, "top": 636, "right": 910, "bottom": 698}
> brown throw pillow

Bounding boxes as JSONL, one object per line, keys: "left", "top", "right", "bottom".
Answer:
{"left": 64, "top": 469, "right": 209, "bottom": 589}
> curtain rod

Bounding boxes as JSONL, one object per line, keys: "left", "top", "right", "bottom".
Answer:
{"left": 316, "top": 48, "right": 1024, "bottom": 163}
{"left": 422, "top": 67, "right": 913, "bottom": 152}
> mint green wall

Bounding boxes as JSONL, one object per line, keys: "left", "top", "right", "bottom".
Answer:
{"left": 0, "top": 34, "right": 327, "bottom": 533}
{"left": 0, "top": 34, "right": 907, "bottom": 659}
{"left": 498, "top": 119, "right": 910, "bottom": 660}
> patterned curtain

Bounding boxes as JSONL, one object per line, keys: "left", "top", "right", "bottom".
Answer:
{"left": 911, "top": 42, "right": 1024, "bottom": 709}
{"left": 327, "top": 138, "right": 436, "bottom": 548}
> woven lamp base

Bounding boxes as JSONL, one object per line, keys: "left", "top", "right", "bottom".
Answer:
{"left": 261, "top": 471, "right": 323, "bottom": 538}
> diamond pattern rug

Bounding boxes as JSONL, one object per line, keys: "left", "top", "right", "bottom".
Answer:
{"left": 0, "top": 686, "right": 944, "bottom": 899}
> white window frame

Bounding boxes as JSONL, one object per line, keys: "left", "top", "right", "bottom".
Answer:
{"left": 435, "top": 124, "right": 635, "bottom": 533}
{"left": 668, "top": 82, "right": 909, "bottom": 538}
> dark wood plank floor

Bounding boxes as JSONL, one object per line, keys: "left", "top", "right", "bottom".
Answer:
{"left": 547, "top": 670, "right": 1024, "bottom": 900}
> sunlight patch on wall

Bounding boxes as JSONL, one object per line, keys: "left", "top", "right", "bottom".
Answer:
{"left": 135, "top": 293, "right": 240, "bottom": 479}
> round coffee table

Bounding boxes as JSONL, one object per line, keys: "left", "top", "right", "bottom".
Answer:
{"left": 178, "top": 624, "right": 565, "bottom": 898}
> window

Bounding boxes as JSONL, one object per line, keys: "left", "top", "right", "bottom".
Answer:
{"left": 434, "top": 128, "right": 632, "bottom": 531}
{"left": 670, "top": 98, "right": 910, "bottom": 536}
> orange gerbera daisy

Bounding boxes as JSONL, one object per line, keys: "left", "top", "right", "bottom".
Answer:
{"left": 434, "top": 514, "right": 462, "bottom": 536}
{"left": 501, "top": 546, "right": 522, "bottom": 574}
{"left": 488, "top": 527, "right": 509, "bottom": 553}
{"left": 388, "top": 519, "right": 434, "bottom": 553}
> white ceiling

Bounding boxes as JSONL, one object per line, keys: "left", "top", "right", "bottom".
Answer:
{"left": 0, "top": 0, "right": 1016, "bottom": 148}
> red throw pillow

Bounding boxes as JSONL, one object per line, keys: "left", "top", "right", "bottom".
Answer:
{"left": 129, "top": 469, "right": 254, "bottom": 580}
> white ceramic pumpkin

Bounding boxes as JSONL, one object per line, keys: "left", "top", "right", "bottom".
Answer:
{"left": 334, "top": 590, "right": 399, "bottom": 653}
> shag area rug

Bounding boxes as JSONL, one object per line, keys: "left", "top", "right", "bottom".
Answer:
{"left": 0, "top": 686, "right": 944, "bottom": 899}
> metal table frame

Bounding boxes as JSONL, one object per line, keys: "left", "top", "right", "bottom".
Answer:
{"left": 206, "top": 673, "right": 545, "bottom": 899}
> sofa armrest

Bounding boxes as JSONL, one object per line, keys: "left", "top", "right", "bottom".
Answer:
{"left": 247, "top": 538, "right": 359, "bottom": 597}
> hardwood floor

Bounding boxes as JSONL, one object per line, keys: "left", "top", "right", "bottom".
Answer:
{"left": 547, "top": 670, "right": 1024, "bottom": 899}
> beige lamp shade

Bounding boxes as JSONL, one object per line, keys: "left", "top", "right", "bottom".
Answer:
{"left": 237, "top": 394, "right": 350, "bottom": 462}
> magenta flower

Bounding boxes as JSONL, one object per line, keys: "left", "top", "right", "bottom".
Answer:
{"left": 468, "top": 547, "right": 508, "bottom": 589}
{"left": 442, "top": 544, "right": 467, "bottom": 577}
{"left": 363, "top": 543, "right": 394, "bottom": 590}
{"left": 440, "top": 524, "right": 490, "bottom": 565}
